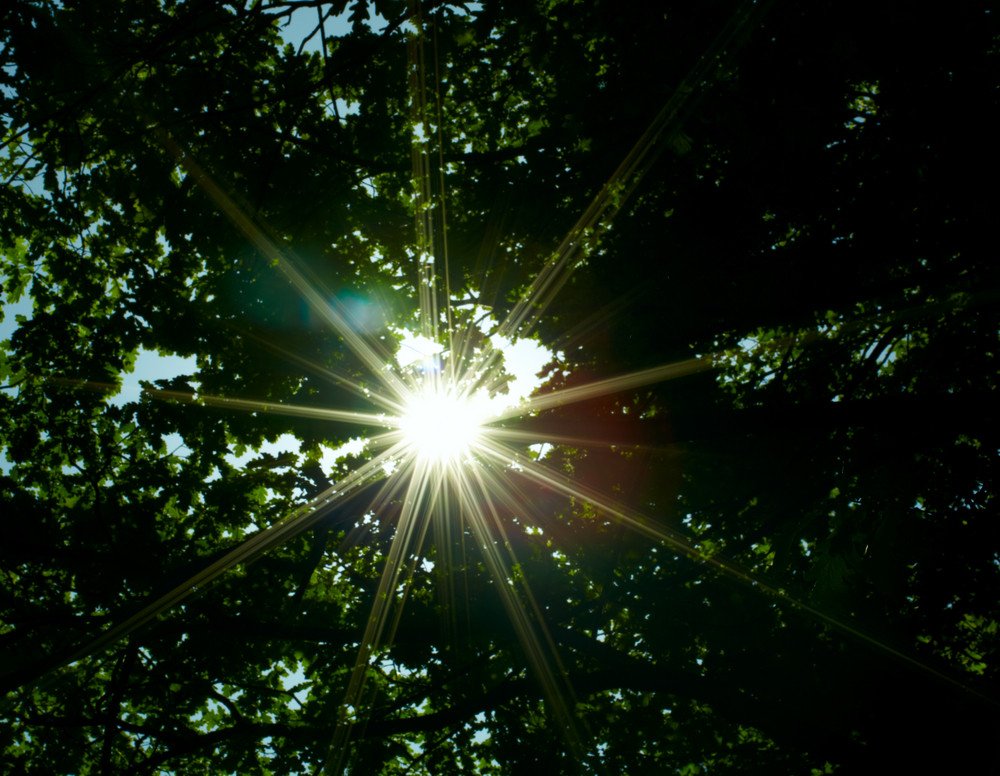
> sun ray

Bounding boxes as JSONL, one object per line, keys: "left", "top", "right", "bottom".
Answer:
{"left": 458, "top": 461, "right": 583, "bottom": 749}
{"left": 485, "top": 443, "right": 997, "bottom": 704}
{"left": 227, "top": 322, "right": 408, "bottom": 415}
{"left": 431, "top": 20, "right": 457, "bottom": 384}
{"left": 407, "top": 0, "right": 442, "bottom": 353}
{"left": 143, "top": 387, "right": 403, "bottom": 428}
{"left": 149, "top": 125, "right": 412, "bottom": 405}
{"left": 488, "top": 426, "right": 645, "bottom": 452}
{"left": 491, "top": 0, "right": 777, "bottom": 345}
{"left": 498, "top": 357, "right": 712, "bottom": 421}
{"left": 325, "top": 455, "right": 437, "bottom": 772}
{"left": 430, "top": 471, "right": 469, "bottom": 644}
{"left": 37, "top": 440, "right": 408, "bottom": 688}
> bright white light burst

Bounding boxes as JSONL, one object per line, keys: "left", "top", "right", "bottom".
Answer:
{"left": 399, "top": 384, "right": 490, "bottom": 464}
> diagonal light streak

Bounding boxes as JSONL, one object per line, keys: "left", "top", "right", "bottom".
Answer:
{"left": 459, "top": 453, "right": 546, "bottom": 529}
{"left": 497, "top": 357, "right": 711, "bottom": 421}
{"left": 431, "top": 20, "right": 456, "bottom": 380}
{"left": 149, "top": 124, "right": 412, "bottom": 405}
{"left": 487, "top": 442, "right": 996, "bottom": 705}
{"left": 227, "top": 322, "right": 407, "bottom": 415}
{"left": 144, "top": 387, "right": 401, "bottom": 428}
{"left": 491, "top": 0, "right": 776, "bottom": 346}
{"left": 458, "top": 461, "right": 582, "bottom": 750}
{"left": 32, "top": 440, "right": 407, "bottom": 689}
{"left": 487, "top": 426, "right": 639, "bottom": 452}
{"left": 408, "top": 0, "right": 440, "bottom": 350}
{"left": 325, "top": 455, "right": 437, "bottom": 773}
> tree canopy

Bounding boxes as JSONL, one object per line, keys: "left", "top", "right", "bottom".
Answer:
{"left": 2, "top": 1, "right": 1000, "bottom": 773}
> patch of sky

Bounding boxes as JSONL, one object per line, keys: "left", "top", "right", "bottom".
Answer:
{"left": 269, "top": 5, "right": 374, "bottom": 121}
{"left": 108, "top": 347, "right": 198, "bottom": 408}
{"left": 0, "top": 282, "right": 33, "bottom": 343}
{"left": 529, "top": 442, "right": 552, "bottom": 460}
{"left": 472, "top": 710, "right": 490, "bottom": 743}
{"left": 490, "top": 332, "right": 550, "bottom": 402}
{"left": 225, "top": 429, "right": 366, "bottom": 482}
{"left": 100, "top": 346, "right": 367, "bottom": 475}
{"left": 1, "top": 63, "right": 16, "bottom": 99}
{"left": 271, "top": 2, "right": 389, "bottom": 56}
{"left": 395, "top": 324, "right": 550, "bottom": 411}
{"left": 227, "top": 432, "right": 300, "bottom": 469}
{"left": 278, "top": 662, "right": 311, "bottom": 708}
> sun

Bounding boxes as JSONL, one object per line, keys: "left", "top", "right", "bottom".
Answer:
{"left": 399, "top": 383, "right": 489, "bottom": 464}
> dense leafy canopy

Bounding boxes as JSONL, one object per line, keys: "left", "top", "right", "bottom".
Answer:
{"left": 3, "top": 0, "right": 1000, "bottom": 773}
